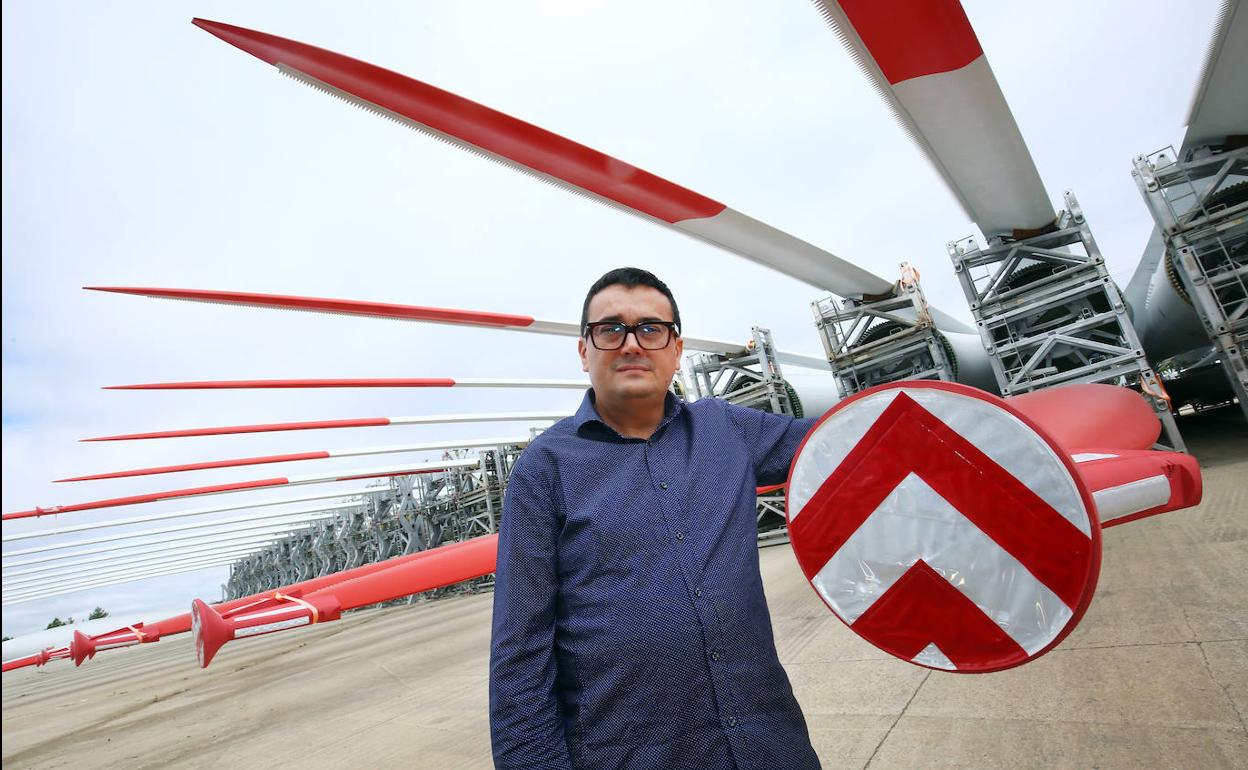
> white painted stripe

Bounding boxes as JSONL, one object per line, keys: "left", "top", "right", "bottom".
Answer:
{"left": 286, "top": 457, "right": 480, "bottom": 484}
{"left": 812, "top": 473, "right": 1072, "bottom": 655}
{"left": 390, "top": 412, "right": 567, "bottom": 426}
{"left": 3, "top": 505, "right": 351, "bottom": 560}
{"left": 890, "top": 57, "right": 1053, "bottom": 235}
{"left": 3, "top": 486, "right": 379, "bottom": 542}
{"left": 912, "top": 643, "right": 955, "bottom": 671}
{"left": 233, "top": 617, "right": 310, "bottom": 638}
{"left": 94, "top": 641, "right": 137, "bottom": 652}
{"left": 528, "top": 319, "right": 831, "bottom": 370}
{"left": 452, "top": 378, "right": 586, "bottom": 388}
{"left": 235, "top": 605, "right": 309, "bottom": 623}
{"left": 789, "top": 388, "right": 1089, "bottom": 537}
{"left": 327, "top": 436, "right": 529, "bottom": 459}
{"left": 1183, "top": 0, "right": 1248, "bottom": 149}
{"left": 1093, "top": 475, "right": 1172, "bottom": 522}
{"left": 1074, "top": 453, "right": 1119, "bottom": 463}
{"left": 677, "top": 210, "right": 972, "bottom": 334}
{"left": 676, "top": 208, "right": 893, "bottom": 297}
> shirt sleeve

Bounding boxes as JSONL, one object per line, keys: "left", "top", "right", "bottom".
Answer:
{"left": 724, "top": 402, "right": 819, "bottom": 486}
{"left": 489, "top": 447, "right": 574, "bottom": 770}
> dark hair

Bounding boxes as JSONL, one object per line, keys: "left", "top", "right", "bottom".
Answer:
{"left": 580, "top": 267, "right": 681, "bottom": 335}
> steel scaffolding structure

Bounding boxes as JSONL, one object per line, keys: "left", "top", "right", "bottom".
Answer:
{"left": 685, "top": 327, "right": 801, "bottom": 417}
{"left": 223, "top": 444, "right": 528, "bottom": 600}
{"left": 1132, "top": 144, "right": 1248, "bottom": 419}
{"left": 948, "top": 191, "right": 1185, "bottom": 451}
{"left": 813, "top": 263, "right": 956, "bottom": 397}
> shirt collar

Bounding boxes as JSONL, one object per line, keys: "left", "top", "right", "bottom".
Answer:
{"left": 573, "top": 388, "right": 683, "bottom": 438}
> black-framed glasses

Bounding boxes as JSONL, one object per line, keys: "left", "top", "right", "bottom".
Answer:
{"left": 583, "top": 321, "right": 680, "bottom": 350}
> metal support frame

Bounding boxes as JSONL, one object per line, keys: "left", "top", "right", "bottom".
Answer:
{"left": 755, "top": 486, "right": 788, "bottom": 545}
{"left": 222, "top": 444, "right": 526, "bottom": 602}
{"left": 813, "top": 263, "right": 955, "bottom": 397}
{"left": 684, "top": 328, "right": 803, "bottom": 543}
{"left": 948, "top": 190, "right": 1185, "bottom": 451}
{"left": 685, "top": 327, "right": 798, "bottom": 416}
{"left": 1132, "top": 145, "right": 1248, "bottom": 418}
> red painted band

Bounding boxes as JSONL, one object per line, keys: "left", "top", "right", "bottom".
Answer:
{"left": 1007, "top": 384, "right": 1160, "bottom": 452}
{"left": 56, "top": 452, "right": 332, "bottom": 483}
{"left": 83, "top": 417, "right": 393, "bottom": 441}
{"left": 105, "top": 378, "right": 458, "bottom": 390}
{"left": 852, "top": 559, "right": 1027, "bottom": 670}
{"left": 838, "top": 0, "right": 983, "bottom": 84}
{"left": 86, "top": 287, "right": 537, "bottom": 329}
{"left": 192, "top": 19, "right": 725, "bottom": 224}
{"left": 789, "top": 391, "right": 1091, "bottom": 609}
{"left": 315, "top": 534, "right": 498, "bottom": 610}
{"left": 1, "top": 478, "right": 288, "bottom": 520}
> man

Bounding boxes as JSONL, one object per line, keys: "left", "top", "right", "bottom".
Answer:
{"left": 490, "top": 267, "right": 821, "bottom": 769}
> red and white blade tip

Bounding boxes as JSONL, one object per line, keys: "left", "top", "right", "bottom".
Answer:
{"left": 103, "top": 378, "right": 585, "bottom": 390}
{"left": 190, "top": 18, "right": 957, "bottom": 317}
{"left": 85, "top": 286, "right": 536, "bottom": 329}
{"left": 814, "top": 0, "right": 1054, "bottom": 236}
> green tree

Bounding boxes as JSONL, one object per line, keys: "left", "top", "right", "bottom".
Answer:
{"left": 88, "top": 606, "right": 109, "bottom": 620}
{"left": 45, "top": 617, "right": 66, "bottom": 629}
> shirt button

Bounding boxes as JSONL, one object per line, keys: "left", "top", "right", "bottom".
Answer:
{"left": 727, "top": 717, "right": 737, "bottom": 727}
{"left": 660, "top": 482, "right": 668, "bottom": 489}
{"left": 711, "top": 651, "right": 720, "bottom": 661}
{"left": 675, "top": 531, "right": 685, "bottom": 541}
{"left": 695, "top": 588, "right": 703, "bottom": 597}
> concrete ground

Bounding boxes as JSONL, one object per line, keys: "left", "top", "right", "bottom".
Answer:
{"left": 3, "top": 408, "right": 1245, "bottom": 769}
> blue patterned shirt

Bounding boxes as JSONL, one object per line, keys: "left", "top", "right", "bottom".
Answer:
{"left": 489, "top": 390, "right": 821, "bottom": 770}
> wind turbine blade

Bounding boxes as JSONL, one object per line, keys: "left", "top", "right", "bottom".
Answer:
{"left": 80, "top": 411, "right": 568, "bottom": 442}
{"left": 191, "top": 19, "right": 978, "bottom": 331}
{"left": 56, "top": 452, "right": 330, "bottom": 482}
{"left": 3, "top": 457, "right": 478, "bottom": 520}
{"left": 86, "top": 286, "right": 834, "bottom": 369}
{"left": 192, "top": 534, "right": 499, "bottom": 666}
{"left": 3, "top": 488, "right": 377, "bottom": 543}
{"left": 1182, "top": 0, "right": 1247, "bottom": 151}
{"left": 56, "top": 435, "right": 528, "bottom": 483}
{"left": 813, "top": 0, "right": 1055, "bottom": 237}
{"left": 103, "top": 377, "right": 586, "bottom": 390}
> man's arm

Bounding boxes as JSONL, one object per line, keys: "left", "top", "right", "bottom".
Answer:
{"left": 724, "top": 402, "right": 819, "bottom": 486}
{"left": 489, "top": 450, "right": 573, "bottom": 770}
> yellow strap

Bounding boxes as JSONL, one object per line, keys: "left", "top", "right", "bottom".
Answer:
{"left": 273, "top": 592, "right": 319, "bottom": 624}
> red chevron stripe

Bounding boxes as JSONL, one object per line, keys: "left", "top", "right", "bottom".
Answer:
{"left": 789, "top": 391, "right": 1090, "bottom": 608}
{"left": 852, "top": 559, "right": 1026, "bottom": 670}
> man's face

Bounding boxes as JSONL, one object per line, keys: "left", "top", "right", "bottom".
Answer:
{"left": 578, "top": 284, "right": 684, "bottom": 405}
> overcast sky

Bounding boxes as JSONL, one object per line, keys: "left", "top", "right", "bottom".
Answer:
{"left": 1, "top": 0, "right": 1222, "bottom": 639}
